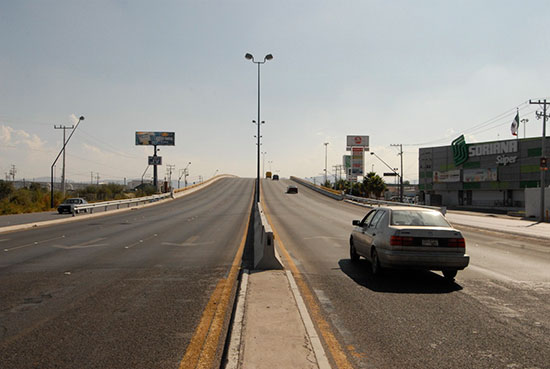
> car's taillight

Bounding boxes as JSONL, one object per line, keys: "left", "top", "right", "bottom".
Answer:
{"left": 448, "top": 238, "right": 465, "bottom": 248}
{"left": 390, "top": 236, "right": 415, "bottom": 246}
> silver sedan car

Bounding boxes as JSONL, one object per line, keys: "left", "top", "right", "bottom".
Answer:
{"left": 349, "top": 206, "right": 469, "bottom": 280}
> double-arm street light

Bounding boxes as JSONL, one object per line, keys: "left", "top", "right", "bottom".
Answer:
{"left": 245, "top": 52, "right": 273, "bottom": 203}
{"left": 50, "top": 116, "right": 84, "bottom": 208}
{"left": 178, "top": 162, "right": 191, "bottom": 188}
{"left": 370, "top": 151, "right": 402, "bottom": 202}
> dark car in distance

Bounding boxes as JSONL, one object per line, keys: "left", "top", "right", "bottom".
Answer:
{"left": 286, "top": 185, "right": 298, "bottom": 194}
{"left": 57, "top": 198, "right": 88, "bottom": 214}
{"left": 272, "top": 174, "right": 279, "bottom": 180}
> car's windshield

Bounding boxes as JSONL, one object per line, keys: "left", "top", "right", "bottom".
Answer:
{"left": 391, "top": 210, "right": 450, "bottom": 227}
{"left": 64, "top": 199, "right": 80, "bottom": 204}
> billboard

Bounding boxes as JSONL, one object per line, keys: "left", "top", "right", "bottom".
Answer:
{"left": 346, "top": 135, "right": 369, "bottom": 151}
{"left": 135, "top": 131, "right": 175, "bottom": 146}
{"left": 433, "top": 170, "right": 461, "bottom": 183}
{"left": 351, "top": 147, "right": 364, "bottom": 177}
{"left": 464, "top": 168, "right": 497, "bottom": 182}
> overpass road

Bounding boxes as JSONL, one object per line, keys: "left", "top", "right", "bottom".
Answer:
{"left": 262, "top": 179, "right": 550, "bottom": 369}
{"left": 0, "top": 177, "right": 254, "bottom": 369}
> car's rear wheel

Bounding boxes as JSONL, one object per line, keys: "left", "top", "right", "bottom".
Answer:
{"left": 349, "top": 238, "right": 359, "bottom": 263}
{"left": 442, "top": 269, "right": 457, "bottom": 281}
{"left": 371, "top": 248, "right": 382, "bottom": 275}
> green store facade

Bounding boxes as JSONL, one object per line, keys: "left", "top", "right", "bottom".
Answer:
{"left": 418, "top": 136, "right": 550, "bottom": 209}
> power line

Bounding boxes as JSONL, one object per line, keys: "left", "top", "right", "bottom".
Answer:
{"left": 407, "top": 102, "right": 534, "bottom": 147}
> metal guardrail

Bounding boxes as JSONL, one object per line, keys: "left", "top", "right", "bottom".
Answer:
{"left": 70, "top": 174, "right": 235, "bottom": 216}
{"left": 73, "top": 193, "right": 172, "bottom": 215}
{"left": 290, "top": 176, "right": 344, "bottom": 200}
{"left": 290, "top": 176, "right": 446, "bottom": 214}
{"left": 344, "top": 194, "right": 446, "bottom": 214}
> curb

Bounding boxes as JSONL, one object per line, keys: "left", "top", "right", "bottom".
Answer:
{"left": 224, "top": 269, "right": 250, "bottom": 369}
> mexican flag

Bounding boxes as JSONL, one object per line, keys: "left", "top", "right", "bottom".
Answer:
{"left": 511, "top": 111, "right": 519, "bottom": 136}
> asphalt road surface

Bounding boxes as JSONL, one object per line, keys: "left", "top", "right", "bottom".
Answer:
{"left": 0, "top": 177, "right": 254, "bottom": 369}
{"left": 262, "top": 179, "right": 550, "bottom": 369}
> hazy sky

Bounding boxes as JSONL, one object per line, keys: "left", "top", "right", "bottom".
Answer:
{"left": 2, "top": 1, "right": 550, "bottom": 184}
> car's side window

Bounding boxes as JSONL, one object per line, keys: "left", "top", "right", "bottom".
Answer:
{"left": 361, "top": 210, "right": 377, "bottom": 227}
{"left": 370, "top": 210, "right": 385, "bottom": 228}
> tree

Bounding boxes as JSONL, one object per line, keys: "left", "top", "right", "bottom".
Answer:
{"left": 0, "top": 180, "right": 14, "bottom": 200}
{"left": 363, "top": 172, "right": 387, "bottom": 198}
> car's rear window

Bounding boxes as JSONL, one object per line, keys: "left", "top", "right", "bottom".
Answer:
{"left": 65, "top": 199, "right": 80, "bottom": 204}
{"left": 390, "top": 210, "right": 450, "bottom": 227}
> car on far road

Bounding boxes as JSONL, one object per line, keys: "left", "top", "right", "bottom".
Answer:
{"left": 57, "top": 198, "right": 88, "bottom": 214}
{"left": 286, "top": 185, "right": 298, "bottom": 194}
{"left": 349, "top": 206, "right": 469, "bottom": 281}
{"left": 272, "top": 174, "right": 279, "bottom": 180}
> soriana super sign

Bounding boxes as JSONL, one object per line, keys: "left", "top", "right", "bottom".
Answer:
{"left": 346, "top": 135, "right": 369, "bottom": 151}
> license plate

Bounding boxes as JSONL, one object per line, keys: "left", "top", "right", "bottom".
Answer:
{"left": 422, "top": 239, "right": 438, "bottom": 246}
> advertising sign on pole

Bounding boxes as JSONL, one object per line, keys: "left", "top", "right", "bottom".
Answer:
{"left": 343, "top": 155, "right": 352, "bottom": 181}
{"left": 351, "top": 147, "right": 364, "bottom": 179}
{"left": 135, "top": 132, "right": 175, "bottom": 146}
{"left": 148, "top": 156, "right": 162, "bottom": 165}
{"left": 346, "top": 135, "right": 369, "bottom": 151}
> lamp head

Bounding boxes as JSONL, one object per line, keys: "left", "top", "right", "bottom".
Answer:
{"left": 245, "top": 53, "right": 253, "bottom": 60}
{"left": 265, "top": 54, "right": 273, "bottom": 61}
{"left": 79, "top": 116, "right": 85, "bottom": 121}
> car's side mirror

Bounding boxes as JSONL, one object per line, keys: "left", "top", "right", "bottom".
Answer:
{"left": 352, "top": 220, "right": 360, "bottom": 226}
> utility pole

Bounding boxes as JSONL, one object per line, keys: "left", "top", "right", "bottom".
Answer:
{"left": 91, "top": 171, "right": 94, "bottom": 185}
{"left": 96, "top": 173, "right": 100, "bottom": 185}
{"left": 391, "top": 144, "right": 404, "bottom": 202}
{"left": 529, "top": 99, "right": 549, "bottom": 221}
{"left": 166, "top": 164, "right": 175, "bottom": 190}
{"left": 9, "top": 165, "right": 16, "bottom": 182}
{"left": 54, "top": 124, "right": 74, "bottom": 196}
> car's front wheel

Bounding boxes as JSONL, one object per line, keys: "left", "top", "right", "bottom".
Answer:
{"left": 371, "top": 248, "right": 382, "bottom": 275}
{"left": 442, "top": 269, "right": 457, "bottom": 281}
{"left": 349, "top": 238, "right": 359, "bottom": 263}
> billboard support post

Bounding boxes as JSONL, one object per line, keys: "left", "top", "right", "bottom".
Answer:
{"left": 153, "top": 145, "right": 158, "bottom": 189}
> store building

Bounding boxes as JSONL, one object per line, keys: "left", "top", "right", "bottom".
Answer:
{"left": 418, "top": 136, "right": 550, "bottom": 209}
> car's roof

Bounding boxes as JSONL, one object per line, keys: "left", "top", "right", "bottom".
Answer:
{"left": 372, "top": 205, "right": 441, "bottom": 212}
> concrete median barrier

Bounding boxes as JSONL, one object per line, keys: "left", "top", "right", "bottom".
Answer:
{"left": 253, "top": 202, "right": 283, "bottom": 270}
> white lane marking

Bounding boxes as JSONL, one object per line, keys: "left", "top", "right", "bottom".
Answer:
{"left": 0, "top": 239, "right": 10, "bottom": 242}
{"left": 124, "top": 234, "right": 158, "bottom": 249}
{"left": 285, "top": 270, "right": 332, "bottom": 369}
{"left": 52, "top": 238, "right": 108, "bottom": 249}
{"left": 4, "top": 235, "right": 66, "bottom": 252}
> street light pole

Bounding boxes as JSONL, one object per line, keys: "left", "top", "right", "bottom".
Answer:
{"left": 324, "top": 142, "right": 329, "bottom": 184}
{"left": 262, "top": 151, "right": 267, "bottom": 177}
{"left": 178, "top": 162, "right": 191, "bottom": 188}
{"left": 370, "top": 152, "right": 401, "bottom": 201}
{"left": 245, "top": 53, "right": 273, "bottom": 203}
{"left": 50, "top": 116, "right": 84, "bottom": 208}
